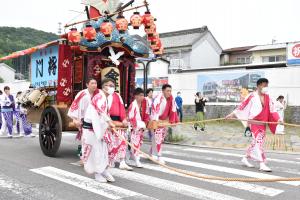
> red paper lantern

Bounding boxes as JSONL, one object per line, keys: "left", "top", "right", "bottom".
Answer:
{"left": 145, "top": 23, "right": 156, "bottom": 37}
{"left": 68, "top": 28, "right": 81, "bottom": 44}
{"left": 130, "top": 12, "right": 143, "bottom": 29}
{"left": 83, "top": 25, "right": 97, "bottom": 41}
{"left": 142, "top": 11, "right": 155, "bottom": 29}
{"left": 151, "top": 38, "right": 162, "bottom": 51}
{"left": 116, "top": 16, "right": 128, "bottom": 33}
{"left": 147, "top": 33, "right": 159, "bottom": 45}
{"left": 101, "top": 20, "right": 113, "bottom": 39}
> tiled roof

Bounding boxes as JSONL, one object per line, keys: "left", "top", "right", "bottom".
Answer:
{"left": 159, "top": 26, "right": 208, "bottom": 49}
{"left": 247, "top": 43, "right": 287, "bottom": 51}
{"left": 223, "top": 46, "right": 255, "bottom": 53}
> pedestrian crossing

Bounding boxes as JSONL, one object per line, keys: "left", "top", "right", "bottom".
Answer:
{"left": 183, "top": 148, "right": 300, "bottom": 165}
{"left": 29, "top": 145, "right": 300, "bottom": 200}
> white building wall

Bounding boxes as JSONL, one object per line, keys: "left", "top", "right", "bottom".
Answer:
{"left": 168, "top": 67, "right": 300, "bottom": 106}
{"left": 148, "top": 60, "right": 169, "bottom": 77}
{"left": 0, "top": 64, "right": 15, "bottom": 83}
{"left": 190, "top": 34, "right": 221, "bottom": 69}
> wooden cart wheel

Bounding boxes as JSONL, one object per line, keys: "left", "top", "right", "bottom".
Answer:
{"left": 39, "top": 106, "right": 62, "bottom": 157}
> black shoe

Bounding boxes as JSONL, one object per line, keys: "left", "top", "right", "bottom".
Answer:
{"left": 200, "top": 128, "right": 205, "bottom": 131}
{"left": 194, "top": 125, "right": 197, "bottom": 131}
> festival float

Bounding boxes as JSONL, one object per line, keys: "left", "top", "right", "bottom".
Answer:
{"left": 0, "top": 0, "right": 163, "bottom": 157}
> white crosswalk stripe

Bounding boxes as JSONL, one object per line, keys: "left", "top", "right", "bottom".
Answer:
{"left": 0, "top": 172, "right": 60, "bottom": 199}
{"left": 30, "top": 166, "right": 157, "bottom": 200}
{"left": 183, "top": 148, "right": 300, "bottom": 165}
{"left": 160, "top": 156, "right": 300, "bottom": 186}
{"left": 163, "top": 150, "right": 300, "bottom": 176}
{"left": 28, "top": 145, "right": 300, "bottom": 200}
{"left": 141, "top": 163, "right": 284, "bottom": 197}
{"left": 109, "top": 168, "right": 244, "bottom": 200}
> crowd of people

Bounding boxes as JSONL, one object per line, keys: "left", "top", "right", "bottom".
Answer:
{"left": 0, "top": 86, "right": 33, "bottom": 138}
{"left": 67, "top": 78, "right": 179, "bottom": 183}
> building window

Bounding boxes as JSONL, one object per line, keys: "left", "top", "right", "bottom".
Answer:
{"left": 237, "top": 57, "right": 251, "bottom": 64}
{"left": 262, "top": 55, "right": 286, "bottom": 63}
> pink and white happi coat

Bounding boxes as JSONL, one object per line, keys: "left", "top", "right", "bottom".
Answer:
{"left": 234, "top": 92, "right": 279, "bottom": 162}
{"left": 81, "top": 90, "right": 111, "bottom": 174}
{"left": 105, "top": 92, "right": 127, "bottom": 165}
{"left": 150, "top": 93, "right": 179, "bottom": 156}
{"left": 68, "top": 89, "right": 98, "bottom": 140}
{"left": 128, "top": 100, "right": 146, "bottom": 157}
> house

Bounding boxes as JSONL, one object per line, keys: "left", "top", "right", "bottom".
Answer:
{"left": 0, "top": 63, "right": 16, "bottom": 83}
{"left": 248, "top": 43, "right": 286, "bottom": 64}
{"left": 220, "top": 46, "right": 255, "bottom": 65}
{"left": 160, "top": 26, "right": 223, "bottom": 70}
{"left": 135, "top": 26, "right": 223, "bottom": 96}
{"left": 221, "top": 42, "right": 288, "bottom": 68}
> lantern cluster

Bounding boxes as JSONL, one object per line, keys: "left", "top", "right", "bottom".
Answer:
{"left": 137, "top": 11, "right": 163, "bottom": 55}
{"left": 66, "top": 10, "right": 164, "bottom": 55}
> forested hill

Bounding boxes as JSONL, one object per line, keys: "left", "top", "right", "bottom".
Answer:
{"left": 0, "top": 27, "right": 58, "bottom": 57}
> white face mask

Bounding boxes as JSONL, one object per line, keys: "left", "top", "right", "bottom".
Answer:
{"left": 261, "top": 87, "right": 269, "bottom": 94}
{"left": 177, "top": 94, "right": 181, "bottom": 97}
{"left": 107, "top": 87, "right": 115, "bottom": 95}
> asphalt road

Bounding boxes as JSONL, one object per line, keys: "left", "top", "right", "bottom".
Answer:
{"left": 0, "top": 132, "right": 300, "bottom": 200}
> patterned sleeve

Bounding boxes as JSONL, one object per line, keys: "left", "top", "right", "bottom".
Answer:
{"left": 67, "top": 91, "right": 85, "bottom": 120}
{"left": 151, "top": 96, "right": 161, "bottom": 121}
{"left": 91, "top": 93, "right": 110, "bottom": 122}
{"left": 128, "top": 103, "right": 137, "bottom": 128}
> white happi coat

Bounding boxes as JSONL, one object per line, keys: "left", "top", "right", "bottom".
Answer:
{"left": 275, "top": 101, "right": 285, "bottom": 134}
{"left": 233, "top": 91, "right": 277, "bottom": 127}
{"left": 81, "top": 90, "right": 111, "bottom": 174}
{"left": 150, "top": 93, "right": 178, "bottom": 122}
{"left": 67, "top": 89, "right": 94, "bottom": 121}
{"left": 128, "top": 100, "right": 146, "bottom": 129}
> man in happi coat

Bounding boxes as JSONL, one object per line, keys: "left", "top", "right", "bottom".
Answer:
{"left": 82, "top": 86, "right": 115, "bottom": 183}
{"left": 128, "top": 88, "right": 146, "bottom": 168}
{"left": 68, "top": 78, "right": 99, "bottom": 158}
{"left": 226, "top": 78, "right": 280, "bottom": 172}
{"left": 0, "top": 86, "right": 15, "bottom": 138}
{"left": 102, "top": 78, "right": 133, "bottom": 171}
{"left": 148, "top": 84, "right": 179, "bottom": 164}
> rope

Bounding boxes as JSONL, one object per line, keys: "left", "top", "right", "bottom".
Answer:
{"left": 159, "top": 118, "right": 300, "bottom": 128}
{"left": 111, "top": 117, "right": 300, "bottom": 182}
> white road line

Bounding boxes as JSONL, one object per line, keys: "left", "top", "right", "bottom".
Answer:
{"left": 0, "top": 172, "right": 59, "bottom": 199}
{"left": 71, "top": 161, "right": 282, "bottom": 197}
{"left": 141, "top": 163, "right": 283, "bottom": 197}
{"left": 160, "top": 156, "right": 300, "bottom": 186}
{"left": 109, "top": 168, "right": 244, "bottom": 200}
{"left": 164, "top": 151, "right": 300, "bottom": 176}
{"left": 30, "top": 166, "right": 156, "bottom": 200}
{"left": 184, "top": 148, "right": 300, "bottom": 165}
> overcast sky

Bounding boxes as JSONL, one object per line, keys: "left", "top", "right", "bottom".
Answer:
{"left": 0, "top": 0, "right": 299, "bottom": 49}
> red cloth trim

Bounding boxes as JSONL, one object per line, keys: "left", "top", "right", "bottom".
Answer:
{"left": 159, "top": 96, "right": 179, "bottom": 123}
{"left": 57, "top": 44, "right": 73, "bottom": 102}
{"left": 141, "top": 98, "right": 150, "bottom": 124}
{"left": 109, "top": 93, "right": 126, "bottom": 122}
{"left": 70, "top": 91, "right": 86, "bottom": 112}
{"left": 238, "top": 94, "right": 254, "bottom": 111}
